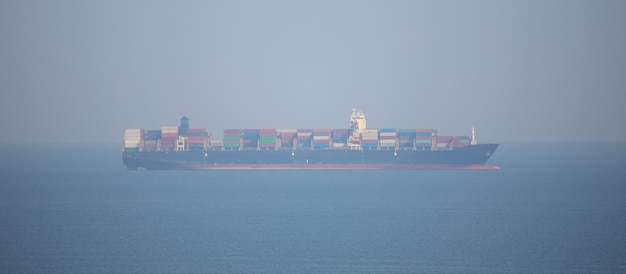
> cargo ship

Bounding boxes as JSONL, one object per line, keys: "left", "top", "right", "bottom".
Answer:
{"left": 122, "top": 110, "right": 499, "bottom": 170}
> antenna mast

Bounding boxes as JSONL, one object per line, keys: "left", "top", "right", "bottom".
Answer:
{"left": 470, "top": 127, "right": 477, "bottom": 145}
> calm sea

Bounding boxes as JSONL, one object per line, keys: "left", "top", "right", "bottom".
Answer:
{"left": 1, "top": 143, "right": 625, "bottom": 273}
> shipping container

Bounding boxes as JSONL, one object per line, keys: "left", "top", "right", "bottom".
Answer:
{"left": 313, "top": 142, "right": 330, "bottom": 148}
{"left": 260, "top": 136, "right": 276, "bottom": 142}
{"left": 397, "top": 129, "right": 415, "bottom": 137}
{"left": 362, "top": 142, "right": 378, "bottom": 148}
{"left": 144, "top": 130, "right": 161, "bottom": 140}
{"left": 313, "top": 129, "right": 331, "bottom": 137}
{"left": 223, "top": 143, "right": 240, "bottom": 149}
{"left": 278, "top": 129, "right": 297, "bottom": 135}
{"left": 260, "top": 129, "right": 277, "bottom": 136}
{"left": 125, "top": 129, "right": 142, "bottom": 134}
{"left": 143, "top": 144, "right": 157, "bottom": 151}
{"left": 379, "top": 132, "right": 397, "bottom": 137}
{"left": 210, "top": 139, "right": 223, "bottom": 147}
{"left": 188, "top": 128, "right": 207, "bottom": 137}
{"left": 224, "top": 129, "right": 242, "bottom": 136}
{"left": 399, "top": 139, "right": 414, "bottom": 147}
{"left": 297, "top": 140, "right": 312, "bottom": 147}
{"left": 188, "top": 136, "right": 206, "bottom": 144}
{"left": 332, "top": 142, "right": 347, "bottom": 148}
{"left": 332, "top": 129, "right": 350, "bottom": 142}
{"left": 437, "top": 136, "right": 453, "bottom": 144}
{"left": 162, "top": 126, "right": 178, "bottom": 134}
{"left": 380, "top": 143, "right": 396, "bottom": 148}
{"left": 243, "top": 139, "right": 258, "bottom": 148}
{"left": 125, "top": 142, "right": 142, "bottom": 148}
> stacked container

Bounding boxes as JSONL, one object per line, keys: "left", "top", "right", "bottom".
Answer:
{"left": 143, "top": 129, "right": 161, "bottom": 151}
{"left": 209, "top": 139, "right": 223, "bottom": 148}
{"left": 161, "top": 126, "right": 179, "bottom": 150}
{"left": 313, "top": 129, "right": 331, "bottom": 148}
{"left": 453, "top": 136, "right": 471, "bottom": 147}
{"left": 415, "top": 128, "right": 434, "bottom": 149}
{"left": 279, "top": 129, "right": 297, "bottom": 148}
{"left": 243, "top": 129, "right": 260, "bottom": 148}
{"left": 379, "top": 128, "right": 397, "bottom": 148}
{"left": 224, "top": 129, "right": 242, "bottom": 150}
{"left": 398, "top": 129, "right": 416, "bottom": 148}
{"left": 124, "top": 129, "right": 143, "bottom": 152}
{"left": 361, "top": 129, "right": 379, "bottom": 149}
{"left": 297, "top": 129, "right": 313, "bottom": 148}
{"left": 187, "top": 128, "right": 208, "bottom": 150}
{"left": 331, "top": 129, "right": 350, "bottom": 148}
{"left": 436, "top": 136, "right": 453, "bottom": 149}
{"left": 259, "top": 129, "right": 277, "bottom": 149}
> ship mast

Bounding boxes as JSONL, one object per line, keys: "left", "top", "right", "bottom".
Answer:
{"left": 471, "top": 126, "right": 477, "bottom": 145}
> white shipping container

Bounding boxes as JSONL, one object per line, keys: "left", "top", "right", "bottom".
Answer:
{"left": 161, "top": 126, "right": 179, "bottom": 133}
{"left": 279, "top": 129, "right": 298, "bottom": 133}
{"left": 125, "top": 129, "right": 143, "bottom": 140}
{"left": 313, "top": 136, "right": 330, "bottom": 140}
{"left": 125, "top": 129, "right": 142, "bottom": 134}
{"left": 379, "top": 132, "right": 397, "bottom": 137}
{"left": 380, "top": 139, "right": 396, "bottom": 143}
{"left": 332, "top": 143, "right": 346, "bottom": 148}
{"left": 210, "top": 139, "right": 224, "bottom": 147}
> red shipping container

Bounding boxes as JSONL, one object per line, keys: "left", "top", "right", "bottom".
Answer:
{"left": 416, "top": 128, "right": 433, "bottom": 132}
{"left": 224, "top": 129, "right": 242, "bottom": 135}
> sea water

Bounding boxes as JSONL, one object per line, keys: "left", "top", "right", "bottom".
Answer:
{"left": 1, "top": 143, "right": 625, "bottom": 273}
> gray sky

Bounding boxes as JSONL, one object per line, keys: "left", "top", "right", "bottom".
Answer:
{"left": 1, "top": 0, "right": 625, "bottom": 143}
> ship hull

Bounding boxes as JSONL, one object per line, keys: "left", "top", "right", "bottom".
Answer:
{"left": 123, "top": 144, "right": 499, "bottom": 170}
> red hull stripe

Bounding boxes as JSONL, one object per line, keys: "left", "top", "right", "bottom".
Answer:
{"left": 177, "top": 164, "right": 500, "bottom": 170}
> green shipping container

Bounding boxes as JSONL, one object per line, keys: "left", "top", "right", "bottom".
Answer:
{"left": 259, "top": 137, "right": 276, "bottom": 144}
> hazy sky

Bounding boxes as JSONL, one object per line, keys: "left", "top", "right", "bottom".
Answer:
{"left": 1, "top": 1, "right": 625, "bottom": 143}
